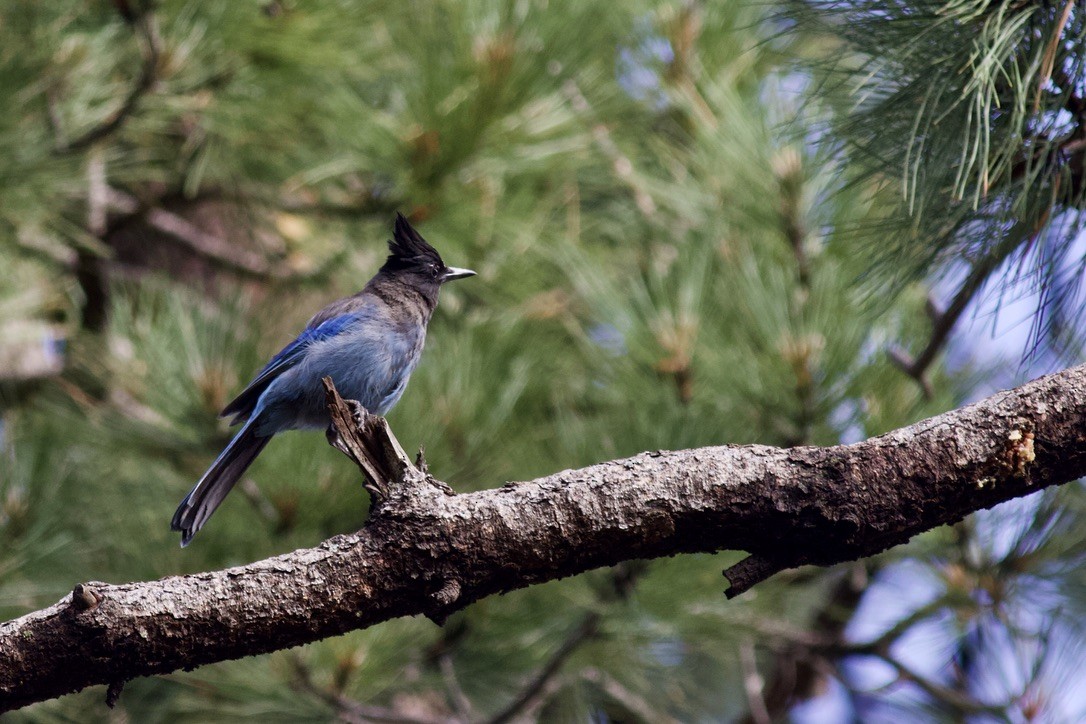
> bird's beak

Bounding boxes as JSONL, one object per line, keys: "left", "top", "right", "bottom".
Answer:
{"left": 442, "top": 267, "right": 476, "bottom": 282}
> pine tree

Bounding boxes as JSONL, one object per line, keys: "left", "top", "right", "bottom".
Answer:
{"left": 1, "top": 1, "right": 1083, "bottom": 721}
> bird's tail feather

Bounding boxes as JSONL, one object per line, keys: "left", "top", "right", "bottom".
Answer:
{"left": 171, "top": 419, "right": 271, "bottom": 547}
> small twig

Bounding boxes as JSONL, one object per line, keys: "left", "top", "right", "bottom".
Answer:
{"left": 438, "top": 653, "right": 474, "bottom": 722}
{"left": 739, "top": 640, "right": 771, "bottom": 724}
{"left": 875, "top": 651, "right": 1008, "bottom": 717}
{"left": 69, "top": 583, "right": 104, "bottom": 612}
{"left": 889, "top": 279, "right": 982, "bottom": 399}
{"left": 104, "top": 680, "right": 126, "bottom": 709}
{"left": 239, "top": 477, "right": 280, "bottom": 525}
{"left": 1032, "top": 0, "right": 1075, "bottom": 115}
{"left": 853, "top": 596, "right": 949, "bottom": 658}
{"left": 889, "top": 225, "right": 1030, "bottom": 398}
{"left": 426, "top": 579, "right": 462, "bottom": 626}
{"left": 486, "top": 613, "right": 601, "bottom": 724}
{"left": 87, "top": 150, "right": 109, "bottom": 237}
{"left": 724, "top": 554, "right": 802, "bottom": 599}
{"left": 288, "top": 654, "right": 442, "bottom": 724}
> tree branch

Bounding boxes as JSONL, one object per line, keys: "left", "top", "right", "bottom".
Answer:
{"left": 889, "top": 245, "right": 1012, "bottom": 398}
{"left": 888, "top": 216, "right": 1046, "bottom": 398}
{"left": 486, "top": 613, "right": 601, "bottom": 724}
{"left": 53, "top": 6, "right": 161, "bottom": 154}
{"left": 103, "top": 188, "right": 279, "bottom": 277}
{"left": 734, "top": 563, "right": 872, "bottom": 724}
{"left": 3, "top": 364, "right": 1086, "bottom": 712}
{"left": 288, "top": 653, "right": 444, "bottom": 724}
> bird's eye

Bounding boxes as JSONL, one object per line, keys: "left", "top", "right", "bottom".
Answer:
{"left": 430, "top": 264, "right": 441, "bottom": 278}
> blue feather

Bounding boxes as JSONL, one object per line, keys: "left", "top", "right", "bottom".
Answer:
{"left": 220, "top": 313, "right": 361, "bottom": 424}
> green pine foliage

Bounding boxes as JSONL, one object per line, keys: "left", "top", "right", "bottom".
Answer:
{"left": 2, "top": 1, "right": 1084, "bottom": 721}
{"left": 788, "top": 1, "right": 1086, "bottom": 353}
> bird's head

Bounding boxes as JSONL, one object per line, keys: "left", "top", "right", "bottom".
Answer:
{"left": 379, "top": 214, "right": 475, "bottom": 299}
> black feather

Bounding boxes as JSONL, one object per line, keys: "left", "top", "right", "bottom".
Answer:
{"left": 171, "top": 420, "right": 271, "bottom": 546}
{"left": 384, "top": 213, "right": 444, "bottom": 271}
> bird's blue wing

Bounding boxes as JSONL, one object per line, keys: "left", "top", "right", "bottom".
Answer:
{"left": 220, "top": 313, "right": 360, "bottom": 424}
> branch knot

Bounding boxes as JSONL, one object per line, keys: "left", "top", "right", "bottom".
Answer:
{"left": 426, "top": 579, "right": 462, "bottom": 626}
{"left": 70, "top": 584, "right": 104, "bottom": 613}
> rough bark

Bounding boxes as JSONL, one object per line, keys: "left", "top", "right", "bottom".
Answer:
{"left": 3, "top": 365, "right": 1086, "bottom": 712}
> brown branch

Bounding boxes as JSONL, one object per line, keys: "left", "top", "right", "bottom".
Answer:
{"left": 3, "top": 364, "right": 1086, "bottom": 711}
{"left": 889, "top": 224, "right": 1031, "bottom": 398}
{"left": 483, "top": 562, "right": 646, "bottom": 722}
{"left": 75, "top": 150, "right": 111, "bottom": 332}
{"left": 288, "top": 653, "right": 444, "bottom": 724}
{"left": 872, "top": 650, "right": 1009, "bottom": 717}
{"left": 486, "top": 613, "right": 601, "bottom": 724}
{"left": 888, "top": 279, "right": 985, "bottom": 399}
{"left": 323, "top": 376, "right": 416, "bottom": 506}
{"left": 724, "top": 554, "right": 795, "bottom": 598}
{"left": 1032, "top": 0, "right": 1076, "bottom": 116}
{"left": 734, "top": 563, "right": 872, "bottom": 724}
{"left": 54, "top": 7, "right": 161, "bottom": 154}
{"left": 104, "top": 188, "right": 278, "bottom": 276}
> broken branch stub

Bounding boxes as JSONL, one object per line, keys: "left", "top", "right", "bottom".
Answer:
{"left": 322, "top": 376, "right": 413, "bottom": 506}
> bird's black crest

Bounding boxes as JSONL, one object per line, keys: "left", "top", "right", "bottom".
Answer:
{"left": 385, "top": 213, "right": 444, "bottom": 270}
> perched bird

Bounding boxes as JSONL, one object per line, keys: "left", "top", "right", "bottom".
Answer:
{"left": 171, "top": 213, "right": 475, "bottom": 546}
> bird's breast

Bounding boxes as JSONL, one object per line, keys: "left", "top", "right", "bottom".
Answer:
{"left": 295, "top": 323, "right": 425, "bottom": 419}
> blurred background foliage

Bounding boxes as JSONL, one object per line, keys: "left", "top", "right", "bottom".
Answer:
{"left": 1, "top": 0, "right": 1084, "bottom": 721}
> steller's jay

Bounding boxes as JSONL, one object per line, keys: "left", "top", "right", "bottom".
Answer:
{"left": 171, "top": 213, "right": 475, "bottom": 546}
